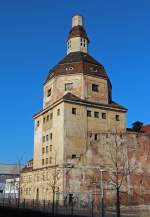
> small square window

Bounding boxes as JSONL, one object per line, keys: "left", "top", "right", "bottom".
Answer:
{"left": 102, "top": 113, "right": 106, "bottom": 119}
{"left": 94, "top": 134, "right": 98, "bottom": 141}
{"left": 65, "top": 83, "right": 73, "bottom": 91}
{"left": 92, "top": 84, "right": 99, "bottom": 92}
{"left": 57, "top": 109, "right": 60, "bottom": 116}
{"left": 72, "top": 108, "right": 76, "bottom": 115}
{"left": 94, "top": 111, "right": 99, "bottom": 118}
{"left": 47, "top": 88, "right": 51, "bottom": 97}
{"left": 87, "top": 110, "right": 91, "bottom": 117}
{"left": 116, "top": 115, "right": 120, "bottom": 121}
{"left": 72, "top": 154, "right": 76, "bottom": 159}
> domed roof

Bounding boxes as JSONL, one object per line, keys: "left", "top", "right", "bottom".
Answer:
{"left": 68, "top": 25, "right": 89, "bottom": 43}
{"left": 45, "top": 51, "right": 111, "bottom": 85}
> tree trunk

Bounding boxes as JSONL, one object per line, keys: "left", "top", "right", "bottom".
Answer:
{"left": 52, "top": 189, "right": 55, "bottom": 216}
{"left": 116, "top": 187, "right": 120, "bottom": 217}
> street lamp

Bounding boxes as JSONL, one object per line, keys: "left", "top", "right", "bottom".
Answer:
{"left": 99, "top": 167, "right": 106, "bottom": 217}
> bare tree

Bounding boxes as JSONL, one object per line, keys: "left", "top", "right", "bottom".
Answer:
{"left": 47, "top": 152, "right": 62, "bottom": 215}
{"left": 103, "top": 132, "right": 135, "bottom": 217}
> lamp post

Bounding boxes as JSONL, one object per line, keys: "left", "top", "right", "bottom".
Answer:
{"left": 99, "top": 168, "right": 105, "bottom": 217}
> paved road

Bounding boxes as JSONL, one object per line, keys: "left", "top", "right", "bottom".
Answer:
{"left": 0, "top": 208, "right": 137, "bottom": 217}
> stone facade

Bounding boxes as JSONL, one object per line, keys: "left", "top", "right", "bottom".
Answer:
{"left": 20, "top": 15, "right": 150, "bottom": 205}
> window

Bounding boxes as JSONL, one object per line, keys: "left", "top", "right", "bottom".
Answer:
{"left": 116, "top": 115, "right": 120, "bottom": 121}
{"left": 50, "top": 145, "right": 52, "bottom": 151}
{"left": 43, "top": 117, "right": 46, "bottom": 124}
{"left": 49, "top": 157, "right": 52, "bottom": 164}
{"left": 42, "top": 159, "right": 44, "bottom": 165}
{"left": 50, "top": 133, "right": 52, "bottom": 140}
{"left": 72, "top": 108, "right": 76, "bottom": 115}
{"left": 102, "top": 113, "right": 106, "bottom": 119}
{"left": 47, "top": 115, "right": 49, "bottom": 121}
{"left": 94, "top": 111, "right": 99, "bottom": 118}
{"left": 50, "top": 113, "right": 53, "bottom": 120}
{"left": 47, "top": 88, "right": 51, "bottom": 97}
{"left": 92, "top": 84, "right": 99, "bottom": 92}
{"left": 43, "top": 136, "right": 45, "bottom": 143}
{"left": 46, "top": 146, "right": 48, "bottom": 153}
{"left": 37, "top": 121, "right": 40, "bottom": 127}
{"left": 46, "top": 135, "right": 49, "bottom": 141}
{"left": 87, "top": 110, "right": 91, "bottom": 117}
{"left": 42, "top": 147, "right": 45, "bottom": 154}
{"left": 65, "top": 83, "right": 73, "bottom": 91}
{"left": 57, "top": 109, "right": 60, "bottom": 116}
{"left": 94, "top": 134, "right": 98, "bottom": 141}
{"left": 69, "top": 67, "right": 74, "bottom": 71}
{"left": 46, "top": 158, "right": 48, "bottom": 164}
{"left": 72, "top": 154, "right": 76, "bottom": 159}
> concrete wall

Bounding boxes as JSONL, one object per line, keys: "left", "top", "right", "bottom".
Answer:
{"left": 33, "top": 103, "right": 64, "bottom": 169}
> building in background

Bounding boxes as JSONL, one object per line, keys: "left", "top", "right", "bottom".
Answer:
{"left": 0, "top": 164, "right": 21, "bottom": 198}
{"left": 4, "top": 177, "right": 19, "bottom": 199}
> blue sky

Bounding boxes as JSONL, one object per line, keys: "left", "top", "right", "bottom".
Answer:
{"left": 0, "top": 0, "right": 149, "bottom": 163}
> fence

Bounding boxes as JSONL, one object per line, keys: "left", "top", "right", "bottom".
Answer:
{"left": 0, "top": 192, "right": 104, "bottom": 217}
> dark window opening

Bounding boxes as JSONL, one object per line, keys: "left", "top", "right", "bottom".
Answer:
{"left": 72, "top": 108, "right": 76, "bottom": 115}
{"left": 116, "top": 115, "right": 120, "bottom": 121}
{"left": 43, "top": 118, "right": 46, "bottom": 124}
{"left": 72, "top": 154, "right": 76, "bottom": 159}
{"left": 47, "top": 88, "right": 51, "bottom": 97}
{"left": 50, "top": 133, "right": 52, "bottom": 140}
{"left": 94, "top": 111, "right": 99, "bottom": 118}
{"left": 87, "top": 110, "right": 91, "bottom": 117}
{"left": 46, "top": 135, "right": 49, "bottom": 141}
{"left": 94, "top": 134, "right": 98, "bottom": 141}
{"left": 92, "top": 84, "right": 99, "bottom": 92}
{"left": 37, "top": 121, "right": 40, "bottom": 127}
{"left": 102, "top": 113, "right": 106, "bottom": 119}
